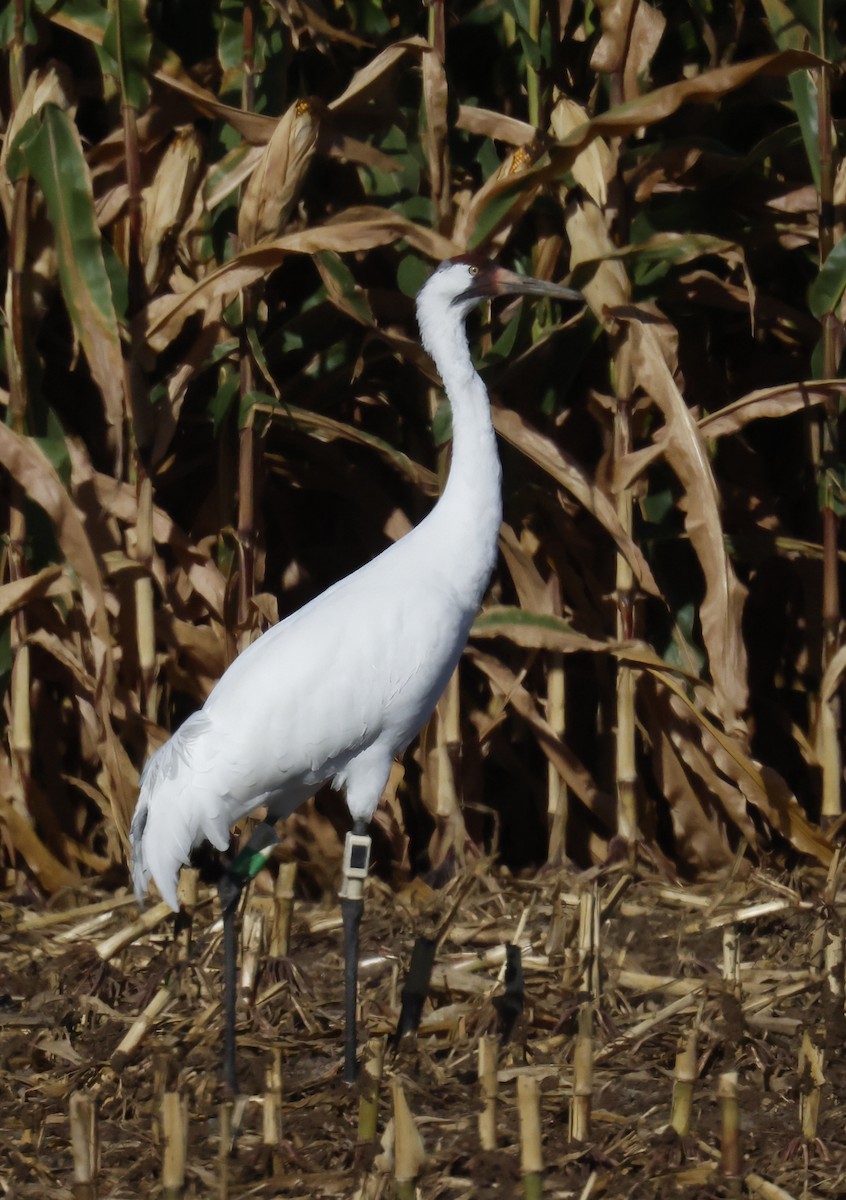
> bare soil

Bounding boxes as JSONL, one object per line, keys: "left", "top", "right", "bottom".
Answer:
{"left": 2, "top": 863, "right": 845, "bottom": 1199}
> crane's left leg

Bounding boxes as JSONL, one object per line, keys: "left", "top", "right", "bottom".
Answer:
{"left": 218, "top": 819, "right": 280, "bottom": 1093}
{"left": 340, "top": 818, "right": 372, "bottom": 1083}
{"left": 339, "top": 752, "right": 390, "bottom": 1082}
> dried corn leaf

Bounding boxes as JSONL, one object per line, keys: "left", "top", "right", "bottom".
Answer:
{"left": 617, "top": 380, "right": 842, "bottom": 489}
{"left": 237, "top": 100, "right": 320, "bottom": 247}
{"left": 629, "top": 319, "right": 748, "bottom": 726}
{"left": 0, "top": 566, "right": 65, "bottom": 617}
{"left": 0, "top": 64, "right": 75, "bottom": 225}
{"left": 0, "top": 424, "right": 112, "bottom": 693}
{"left": 564, "top": 197, "right": 631, "bottom": 319}
{"left": 456, "top": 105, "right": 536, "bottom": 146}
{"left": 142, "top": 210, "right": 457, "bottom": 352}
{"left": 278, "top": 0, "right": 372, "bottom": 50}
{"left": 542, "top": 50, "right": 822, "bottom": 174}
{"left": 621, "top": 2, "right": 666, "bottom": 101}
{"left": 455, "top": 142, "right": 542, "bottom": 250}
{"left": 820, "top": 643, "right": 846, "bottom": 707}
{"left": 473, "top": 607, "right": 610, "bottom": 655}
{"left": 699, "top": 381, "right": 845, "bottom": 441}
{"left": 68, "top": 447, "right": 226, "bottom": 620}
{"left": 492, "top": 405, "right": 660, "bottom": 597}
{"left": 141, "top": 128, "right": 203, "bottom": 288}
{"left": 498, "top": 525, "right": 557, "bottom": 614}
{"left": 328, "top": 37, "right": 427, "bottom": 112}
{"left": 589, "top": 0, "right": 638, "bottom": 74}
{"left": 421, "top": 44, "right": 449, "bottom": 217}
{"left": 49, "top": 6, "right": 277, "bottom": 144}
{"left": 469, "top": 647, "right": 614, "bottom": 826}
{"left": 647, "top": 670, "right": 832, "bottom": 865}
{"left": 0, "top": 754, "right": 81, "bottom": 893}
{"left": 641, "top": 677, "right": 756, "bottom": 867}
{"left": 550, "top": 97, "right": 612, "bottom": 207}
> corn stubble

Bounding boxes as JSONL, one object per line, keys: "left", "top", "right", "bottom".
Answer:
{"left": 34, "top": 871, "right": 846, "bottom": 1197}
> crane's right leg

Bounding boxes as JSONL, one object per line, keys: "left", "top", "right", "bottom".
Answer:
{"left": 218, "top": 819, "right": 280, "bottom": 1094}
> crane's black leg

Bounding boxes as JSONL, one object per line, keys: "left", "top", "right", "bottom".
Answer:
{"left": 217, "top": 819, "right": 280, "bottom": 1095}
{"left": 339, "top": 818, "right": 372, "bottom": 1084}
{"left": 220, "top": 872, "right": 240, "bottom": 1094}
{"left": 393, "top": 936, "right": 438, "bottom": 1045}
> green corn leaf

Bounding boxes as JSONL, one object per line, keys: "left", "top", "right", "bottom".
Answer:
{"left": 469, "top": 175, "right": 534, "bottom": 249}
{"left": 759, "top": 0, "right": 819, "bottom": 185}
{"left": 0, "top": 0, "right": 37, "bottom": 46}
{"left": 314, "top": 251, "right": 376, "bottom": 326}
{"left": 787, "top": 71, "right": 820, "bottom": 189}
{"left": 8, "top": 106, "right": 125, "bottom": 453}
{"left": 397, "top": 253, "right": 430, "bottom": 299}
{"left": 809, "top": 239, "right": 846, "bottom": 317}
{"left": 103, "top": 0, "right": 151, "bottom": 109}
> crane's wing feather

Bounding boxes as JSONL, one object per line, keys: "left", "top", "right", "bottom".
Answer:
{"left": 131, "top": 539, "right": 476, "bottom": 910}
{"left": 130, "top": 711, "right": 231, "bottom": 909}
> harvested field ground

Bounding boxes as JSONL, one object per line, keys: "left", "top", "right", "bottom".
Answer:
{"left": 2, "top": 863, "right": 846, "bottom": 1199}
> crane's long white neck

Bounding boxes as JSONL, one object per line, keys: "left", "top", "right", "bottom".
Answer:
{"left": 417, "top": 290, "right": 502, "bottom": 611}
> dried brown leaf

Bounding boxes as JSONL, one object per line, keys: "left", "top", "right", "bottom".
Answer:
{"left": 237, "top": 99, "right": 320, "bottom": 247}
{"left": 820, "top": 643, "right": 846, "bottom": 707}
{"left": 0, "top": 566, "right": 66, "bottom": 617}
{"left": 628, "top": 319, "right": 748, "bottom": 726}
{"left": 141, "top": 128, "right": 203, "bottom": 288}
{"left": 564, "top": 198, "right": 631, "bottom": 319}
{"left": 141, "top": 210, "right": 457, "bottom": 352}
{"left": 641, "top": 677, "right": 755, "bottom": 868}
{"left": 0, "top": 64, "right": 75, "bottom": 225}
{"left": 48, "top": 6, "right": 281, "bottom": 146}
{"left": 0, "top": 754, "right": 81, "bottom": 893}
{"left": 453, "top": 142, "right": 543, "bottom": 249}
{"left": 649, "top": 671, "right": 832, "bottom": 865}
{"left": 149, "top": 323, "right": 223, "bottom": 464}
{"left": 698, "top": 381, "right": 844, "bottom": 441}
{"left": 468, "top": 647, "right": 614, "bottom": 827}
{"left": 0, "top": 425, "right": 113, "bottom": 694}
{"left": 589, "top": 0, "right": 637, "bottom": 74}
{"left": 616, "top": 381, "right": 841, "bottom": 490}
{"left": 534, "top": 50, "right": 822, "bottom": 186}
{"left": 421, "top": 45, "right": 449, "bottom": 214}
{"left": 318, "top": 130, "right": 403, "bottom": 174}
{"left": 83, "top": 473, "right": 227, "bottom": 621}
{"left": 550, "top": 97, "right": 612, "bottom": 206}
{"left": 492, "top": 404, "right": 661, "bottom": 597}
{"left": 498, "top": 525, "right": 557, "bottom": 614}
{"left": 622, "top": 2, "right": 666, "bottom": 101}
{"left": 456, "top": 105, "right": 537, "bottom": 147}
{"left": 278, "top": 0, "right": 372, "bottom": 50}
{"left": 204, "top": 143, "right": 278, "bottom": 210}
{"left": 254, "top": 399, "right": 438, "bottom": 495}
{"left": 654, "top": 726, "right": 739, "bottom": 869}
{"left": 472, "top": 606, "right": 611, "bottom": 655}
{"left": 28, "top": 628, "right": 98, "bottom": 697}
{"left": 158, "top": 614, "right": 226, "bottom": 699}
{"left": 328, "top": 37, "right": 428, "bottom": 112}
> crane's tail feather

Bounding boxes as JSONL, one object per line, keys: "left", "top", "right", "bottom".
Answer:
{"left": 130, "top": 714, "right": 226, "bottom": 912}
{"left": 129, "top": 798, "right": 151, "bottom": 904}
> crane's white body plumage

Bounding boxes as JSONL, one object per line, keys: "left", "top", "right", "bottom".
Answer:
{"left": 131, "top": 261, "right": 505, "bottom": 911}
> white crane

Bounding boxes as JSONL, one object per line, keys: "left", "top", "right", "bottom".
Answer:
{"left": 130, "top": 258, "right": 581, "bottom": 1091}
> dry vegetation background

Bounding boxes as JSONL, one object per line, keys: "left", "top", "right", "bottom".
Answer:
{"left": 3, "top": 0, "right": 846, "bottom": 900}
{"left": 3, "top": 0, "right": 846, "bottom": 1194}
